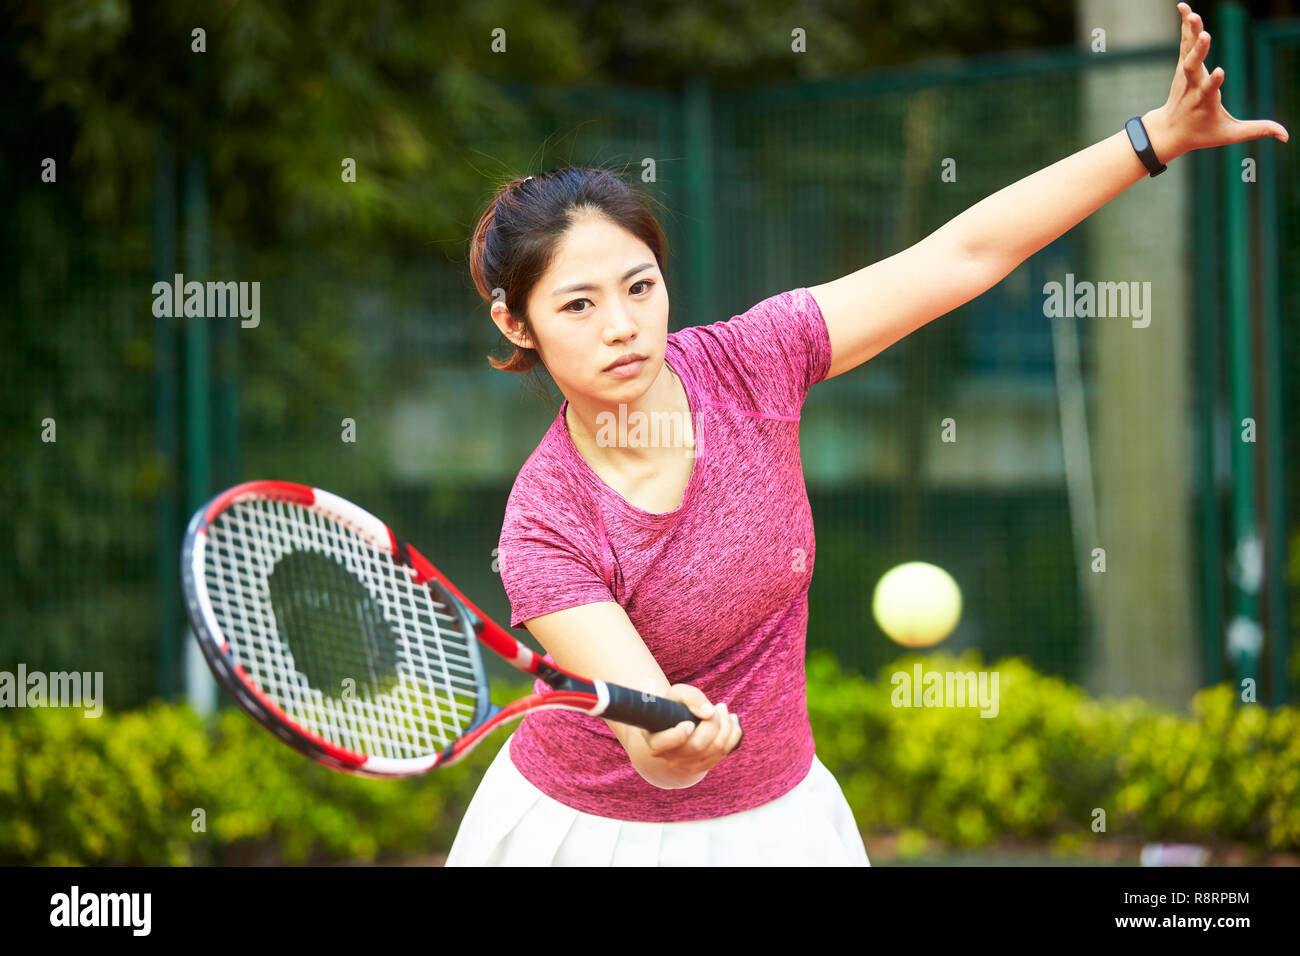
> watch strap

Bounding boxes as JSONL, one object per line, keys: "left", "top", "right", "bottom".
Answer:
{"left": 1125, "top": 116, "right": 1168, "bottom": 177}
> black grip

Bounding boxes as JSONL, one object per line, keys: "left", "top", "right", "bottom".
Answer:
{"left": 601, "top": 682, "right": 743, "bottom": 753}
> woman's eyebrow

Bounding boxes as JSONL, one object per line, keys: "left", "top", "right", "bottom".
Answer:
{"left": 551, "top": 262, "right": 654, "bottom": 297}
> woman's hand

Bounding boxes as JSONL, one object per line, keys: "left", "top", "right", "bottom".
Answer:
{"left": 639, "top": 683, "right": 742, "bottom": 784}
{"left": 1145, "top": 3, "right": 1288, "bottom": 163}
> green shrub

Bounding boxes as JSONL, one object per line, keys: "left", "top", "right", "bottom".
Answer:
{"left": 807, "top": 650, "right": 1300, "bottom": 852}
{"left": 0, "top": 693, "right": 520, "bottom": 866}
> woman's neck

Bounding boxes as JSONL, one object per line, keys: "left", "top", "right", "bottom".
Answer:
{"left": 563, "top": 361, "right": 692, "bottom": 471}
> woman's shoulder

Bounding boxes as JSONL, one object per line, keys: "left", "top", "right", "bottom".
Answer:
{"left": 667, "top": 287, "right": 829, "bottom": 417}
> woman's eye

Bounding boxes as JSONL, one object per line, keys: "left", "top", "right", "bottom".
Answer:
{"left": 564, "top": 280, "right": 653, "bottom": 314}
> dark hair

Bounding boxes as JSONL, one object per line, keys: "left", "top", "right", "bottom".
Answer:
{"left": 469, "top": 166, "right": 670, "bottom": 383}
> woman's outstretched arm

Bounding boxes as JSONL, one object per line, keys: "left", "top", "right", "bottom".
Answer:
{"left": 811, "top": 2, "right": 1288, "bottom": 381}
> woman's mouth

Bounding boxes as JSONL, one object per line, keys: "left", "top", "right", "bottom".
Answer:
{"left": 604, "top": 354, "right": 647, "bottom": 378}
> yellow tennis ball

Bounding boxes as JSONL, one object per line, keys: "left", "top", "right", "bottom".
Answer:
{"left": 872, "top": 562, "right": 962, "bottom": 647}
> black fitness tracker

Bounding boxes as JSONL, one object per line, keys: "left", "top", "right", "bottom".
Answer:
{"left": 1125, "top": 116, "right": 1167, "bottom": 177}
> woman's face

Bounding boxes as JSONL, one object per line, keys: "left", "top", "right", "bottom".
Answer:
{"left": 494, "top": 212, "right": 668, "bottom": 405}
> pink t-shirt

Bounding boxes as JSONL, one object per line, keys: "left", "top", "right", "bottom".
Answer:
{"left": 497, "top": 286, "right": 832, "bottom": 822}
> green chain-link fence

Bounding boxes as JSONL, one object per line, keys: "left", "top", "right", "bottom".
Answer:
{"left": 5, "top": 32, "right": 1295, "bottom": 711}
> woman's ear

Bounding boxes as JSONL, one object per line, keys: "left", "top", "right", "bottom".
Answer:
{"left": 491, "top": 300, "right": 535, "bottom": 350}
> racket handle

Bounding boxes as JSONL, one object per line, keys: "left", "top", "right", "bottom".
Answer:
{"left": 601, "top": 683, "right": 744, "bottom": 753}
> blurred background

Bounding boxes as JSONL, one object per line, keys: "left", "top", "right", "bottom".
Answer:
{"left": 2, "top": 0, "right": 1298, "bottom": 865}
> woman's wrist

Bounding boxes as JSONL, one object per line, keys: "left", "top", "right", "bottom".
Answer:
{"left": 1140, "top": 106, "right": 1184, "bottom": 165}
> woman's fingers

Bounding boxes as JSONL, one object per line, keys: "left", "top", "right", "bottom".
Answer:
{"left": 1178, "top": 4, "right": 1203, "bottom": 63}
{"left": 724, "top": 710, "right": 742, "bottom": 753}
{"left": 667, "top": 682, "right": 713, "bottom": 721}
{"left": 645, "top": 719, "right": 696, "bottom": 757}
{"left": 1183, "top": 29, "right": 1210, "bottom": 80}
{"left": 641, "top": 684, "right": 741, "bottom": 765}
{"left": 710, "top": 702, "right": 729, "bottom": 751}
{"left": 1229, "top": 117, "right": 1291, "bottom": 145}
{"left": 688, "top": 702, "right": 725, "bottom": 753}
{"left": 680, "top": 701, "right": 730, "bottom": 757}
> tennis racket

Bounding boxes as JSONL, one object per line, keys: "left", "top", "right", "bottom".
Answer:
{"left": 180, "top": 479, "right": 741, "bottom": 777}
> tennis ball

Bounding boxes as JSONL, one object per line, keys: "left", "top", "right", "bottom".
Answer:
{"left": 872, "top": 561, "right": 962, "bottom": 647}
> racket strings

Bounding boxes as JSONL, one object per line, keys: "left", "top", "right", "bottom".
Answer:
{"left": 202, "top": 498, "right": 481, "bottom": 759}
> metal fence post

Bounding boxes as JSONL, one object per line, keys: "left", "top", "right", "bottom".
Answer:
{"left": 683, "top": 72, "right": 717, "bottom": 327}
{"left": 153, "top": 121, "right": 180, "bottom": 701}
{"left": 183, "top": 151, "right": 217, "bottom": 715}
{"left": 1253, "top": 23, "right": 1290, "bottom": 705}
{"left": 1219, "top": 2, "right": 1263, "bottom": 698}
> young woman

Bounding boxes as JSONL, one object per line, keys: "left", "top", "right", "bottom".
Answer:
{"left": 445, "top": 3, "right": 1285, "bottom": 866}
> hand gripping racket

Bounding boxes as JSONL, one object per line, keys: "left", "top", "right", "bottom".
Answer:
{"left": 181, "top": 480, "right": 740, "bottom": 777}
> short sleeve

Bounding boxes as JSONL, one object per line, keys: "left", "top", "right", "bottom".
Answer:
{"left": 670, "top": 287, "right": 832, "bottom": 418}
{"left": 498, "top": 491, "right": 615, "bottom": 629}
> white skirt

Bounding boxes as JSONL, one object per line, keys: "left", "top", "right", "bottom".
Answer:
{"left": 445, "top": 733, "right": 870, "bottom": 866}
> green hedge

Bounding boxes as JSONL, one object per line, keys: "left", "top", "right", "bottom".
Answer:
{"left": 0, "top": 699, "right": 504, "bottom": 865}
{"left": 808, "top": 651, "right": 1300, "bottom": 853}
{"left": 3, "top": 653, "right": 1298, "bottom": 864}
